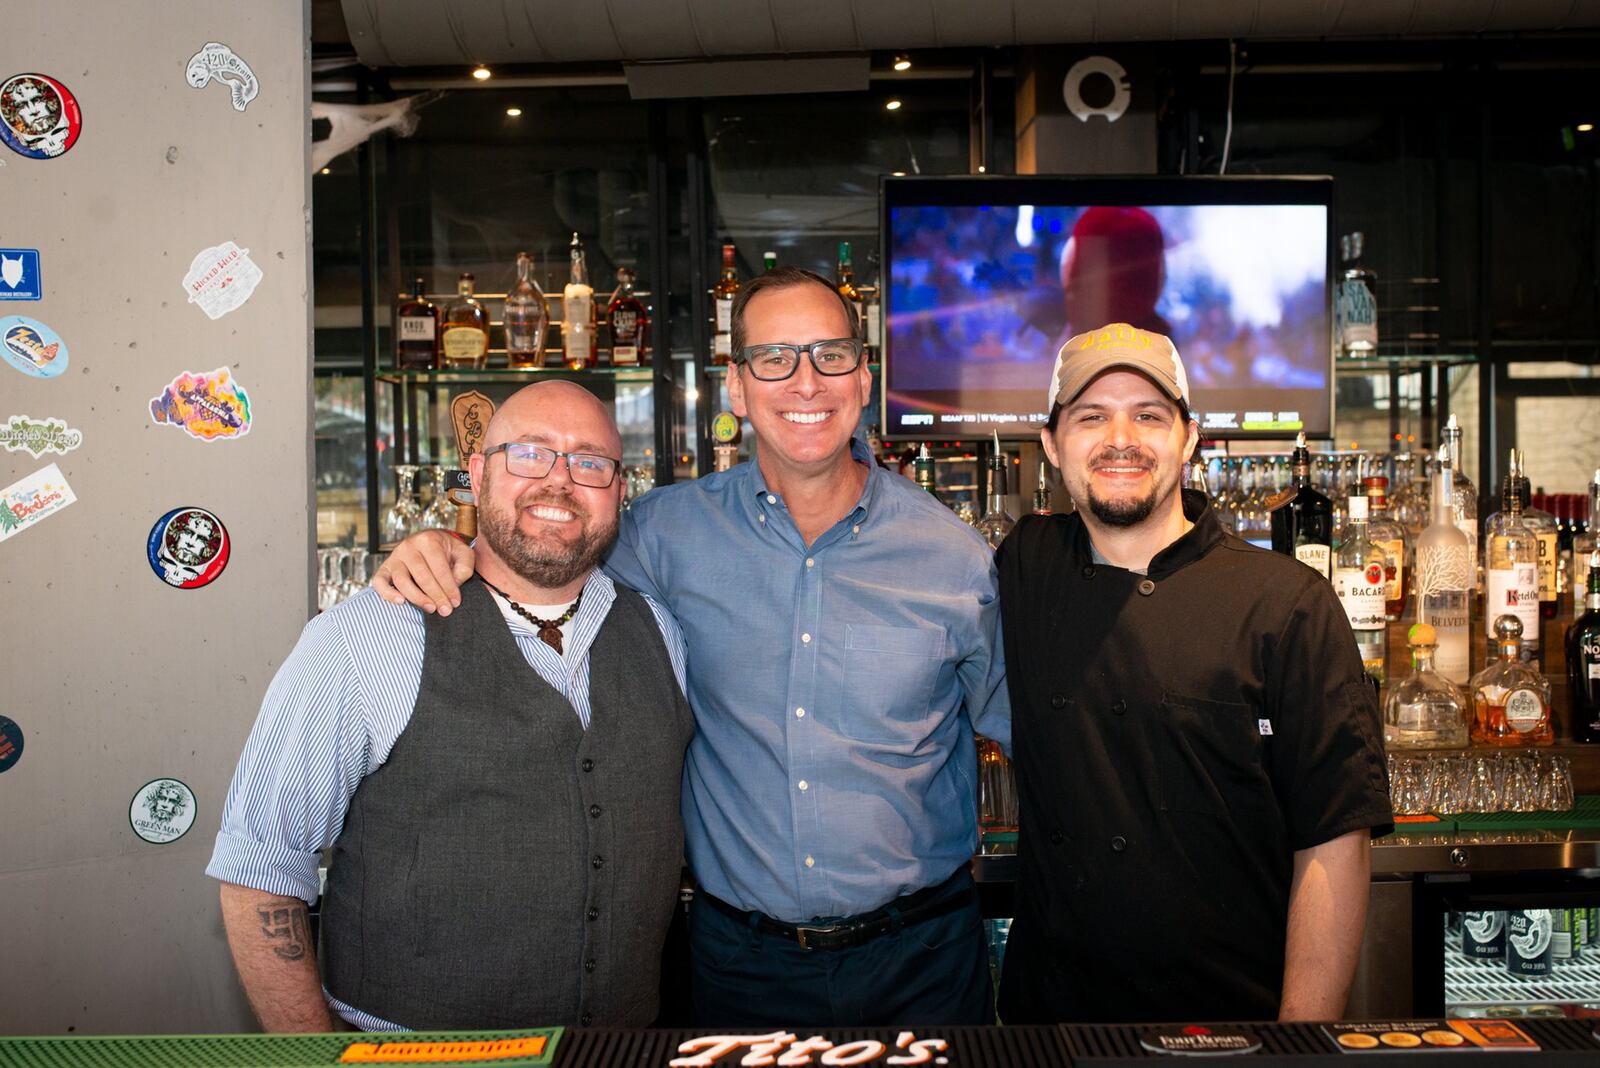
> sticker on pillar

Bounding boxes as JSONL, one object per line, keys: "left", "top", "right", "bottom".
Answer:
{"left": 0, "top": 463, "right": 77, "bottom": 544}
{"left": 0, "top": 73, "right": 83, "bottom": 159}
{"left": 0, "top": 315, "right": 68, "bottom": 378}
{"left": 129, "top": 778, "right": 197, "bottom": 844}
{"left": 185, "top": 43, "right": 258, "bottom": 113}
{"left": 0, "top": 248, "right": 42, "bottom": 300}
{"left": 1, "top": 415, "right": 82, "bottom": 459}
{"left": 0, "top": 715, "right": 23, "bottom": 773}
{"left": 149, "top": 367, "right": 252, "bottom": 441}
{"left": 146, "top": 506, "right": 230, "bottom": 588}
{"left": 182, "top": 241, "right": 263, "bottom": 320}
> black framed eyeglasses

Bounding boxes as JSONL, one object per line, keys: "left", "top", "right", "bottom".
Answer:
{"left": 735, "top": 337, "right": 866, "bottom": 381}
{"left": 482, "top": 442, "right": 621, "bottom": 488}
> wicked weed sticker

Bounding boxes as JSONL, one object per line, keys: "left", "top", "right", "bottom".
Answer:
{"left": 129, "top": 778, "right": 196, "bottom": 844}
{"left": 0, "top": 73, "right": 82, "bottom": 160}
{"left": 0, "top": 415, "right": 82, "bottom": 459}
{"left": 146, "top": 506, "right": 230, "bottom": 588}
{"left": 150, "top": 367, "right": 251, "bottom": 441}
{"left": 183, "top": 241, "right": 263, "bottom": 320}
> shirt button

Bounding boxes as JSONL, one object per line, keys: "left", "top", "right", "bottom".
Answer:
{"left": 798, "top": 780, "right": 809, "bottom": 791}
{"left": 580, "top": 1012, "right": 593, "bottom": 1026}
{"left": 1050, "top": 830, "right": 1065, "bottom": 845}
{"left": 801, "top": 633, "right": 811, "bottom": 644}
{"left": 581, "top": 758, "right": 594, "bottom": 772}
{"left": 805, "top": 856, "right": 815, "bottom": 868}
{"left": 805, "top": 558, "right": 815, "bottom": 568}
{"left": 584, "top": 959, "right": 596, "bottom": 973}
{"left": 796, "top": 707, "right": 806, "bottom": 718}
{"left": 767, "top": 494, "right": 777, "bottom": 504}
{"left": 1050, "top": 694, "right": 1066, "bottom": 709}
{"left": 1111, "top": 835, "right": 1128, "bottom": 852}
{"left": 1112, "top": 699, "right": 1127, "bottom": 715}
{"left": 759, "top": 515, "right": 766, "bottom": 523}
{"left": 1082, "top": 565, "right": 1096, "bottom": 578}
{"left": 852, "top": 525, "right": 860, "bottom": 534}
{"left": 1138, "top": 579, "right": 1156, "bottom": 596}
{"left": 592, "top": 854, "right": 605, "bottom": 869}
{"left": 589, "top": 804, "right": 602, "bottom": 818}
{"left": 587, "top": 906, "right": 599, "bottom": 921}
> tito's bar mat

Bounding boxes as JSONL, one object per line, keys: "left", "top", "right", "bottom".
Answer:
{"left": 555, "top": 1026, "right": 1069, "bottom": 1065}
{"left": 0, "top": 1029, "right": 560, "bottom": 1068}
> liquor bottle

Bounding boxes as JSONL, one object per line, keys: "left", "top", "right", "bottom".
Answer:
{"left": 1485, "top": 450, "right": 1540, "bottom": 663}
{"left": 561, "top": 233, "right": 596, "bottom": 371}
{"left": 1333, "top": 494, "right": 1389, "bottom": 685}
{"left": 1571, "top": 470, "right": 1600, "bottom": 614}
{"left": 504, "top": 252, "right": 547, "bottom": 370}
{"left": 1469, "top": 615, "right": 1552, "bottom": 746}
{"left": 1033, "top": 463, "right": 1053, "bottom": 516}
{"left": 1416, "top": 441, "right": 1473, "bottom": 684}
{"left": 440, "top": 273, "right": 489, "bottom": 369}
{"left": 1555, "top": 493, "right": 1575, "bottom": 607}
{"left": 864, "top": 258, "right": 882, "bottom": 352}
{"left": 975, "top": 432, "right": 1016, "bottom": 550}
{"left": 395, "top": 276, "right": 439, "bottom": 370}
{"left": 1336, "top": 232, "right": 1378, "bottom": 358}
{"left": 1511, "top": 463, "right": 1558, "bottom": 621}
{"left": 712, "top": 243, "right": 739, "bottom": 366}
{"left": 1269, "top": 432, "right": 1333, "bottom": 579}
{"left": 762, "top": 250, "right": 777, "bottom": 273}
{"left": 1384, "top": 623, "right": 1469, "bottom": 749}
{"left": 1442, "top": 414, "right": 1480, "bottom": 596}
{"left": 606, "top": 266, "right": 649, "bottom": 367}
{"left": 836, "top": 241, "right": 863, "bottom": 335}
{"left": 1363, "top": 476, "right": 1409, "bottom": 621}
{"left": 913, "top": 443, "right": 938, "bottom": 498}
{"left": 1569, "top": 551, "right": 1600, "bottom": 743}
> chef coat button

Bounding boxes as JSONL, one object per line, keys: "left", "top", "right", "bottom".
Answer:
{"left": 1111, "top": 835, "right": 1128, "bottom": 852}
{"left": 587, "top": 906, "right": 599, "bottom": 921}
{"left": 1050, "top": 830, "right": 1065, "bottom": 845}
{"left": 592, "top": 854, "right": 605, "bottom": 869}
{"left": 589, "top": 804, "right": 602, "bottom": 818}
{"left": 1082, "top": 565, "right": 1096, "bottom": 578}
{"left": 1050, "top": 693, "right": 1066, "bottom": 709}
{"left": 1112, "top": 699, "right": 1127, "bottom": 715}
{"left": 1137, "top": 579, "right": 1155, "bottom": 596}
{"left": 584, "top": 958, "right": 596, "bottom": 973}
{"left": 581, "top": 758, "right": 595, "bottom": 772}
{"left": 580, "top": 1012, "right": 593, "bottom": 1026}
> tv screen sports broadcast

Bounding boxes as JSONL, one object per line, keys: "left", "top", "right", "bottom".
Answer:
{"left": 881, "top": 175, "right": 1334, "bottom": 441}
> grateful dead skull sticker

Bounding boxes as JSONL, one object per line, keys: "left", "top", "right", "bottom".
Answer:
{"left": 0, "top": 73, "right": 82, "bottom": 160}
{"left": 146, "top": 506, "right": 230, "bottom": 589}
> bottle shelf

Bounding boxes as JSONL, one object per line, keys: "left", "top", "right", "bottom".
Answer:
{"left": 1336, "top": 350, "right": 1479, "bottom": 374}
{"left": 379, "top": 365, "right": 654, "bottom": 385}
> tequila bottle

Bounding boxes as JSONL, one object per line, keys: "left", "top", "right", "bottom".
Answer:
{"left": 1416, "top": 442, "right": 1473, "bottom": 684}
{"left": 1567, "top": 551, "right": 1600, "bottom": 743}
{"left": 1363, "top": 476, "right": 1409, "bottom": 621}
{"left": 1469, "top": 615, "right": 1552, "bottom": 746}
{"left": 606, "top": 266, "right": 649, "bottom": 367}
{"left": 394, "top": 276, "right": 438, "bottom": 370}
{"left": 1334, "top": 494, "right": 1389, "bottom": 685}
{"left": 1269, "top": 432, "right": 1333, "bottom": 578}
{"left": 504, "top": 252, "right": 547, "bottom": 370}
{"left": 712, "top": 243, "right": 739, "bottom": 365}
{"left": 1485, "top": 449, "right": 1540, "bottom": 663}
{"left": 975, "top": 432, "right": 1016, "bottom": 550}
{"left": 1384, "top": 623, "right": 1469, "bottom": 749}
{"left": 440, "top": 273, "right": 488, "bottom": 369}
{"left": 561, "top": 234, "right": 596, "bottom": 371}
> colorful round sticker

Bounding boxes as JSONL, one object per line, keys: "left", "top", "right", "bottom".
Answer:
{"left": 147, "top": 506, "right": 230, "bottom": 588}
{"left": 1, "top": 315, "right": 69, "bottom": 378}
{"left": 0, "top": 715, "right": 23, "bottom": 773}
{"left": 129, "top": 778, "right": 196, "bottom": 844}
{"left": 0, "top": 73, "right": 82, "bottom": 159}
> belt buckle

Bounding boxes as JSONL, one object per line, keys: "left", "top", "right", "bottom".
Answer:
{"left": 793, "top": 923, "right": 837, "bottom": 950}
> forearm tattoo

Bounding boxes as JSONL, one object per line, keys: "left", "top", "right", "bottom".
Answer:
{"left": 257, "top": 905, "right": 311, "bottom": 961}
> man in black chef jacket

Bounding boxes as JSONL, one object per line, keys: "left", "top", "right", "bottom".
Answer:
{"left": 995, "top": 323, "right": 1392, "bottom": 1024}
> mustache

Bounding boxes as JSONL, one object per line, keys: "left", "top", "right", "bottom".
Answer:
{"left": 516, "top": 489, "right": 589, "bottom": 520}
{"left": 1089, "top": 447, "right": 1155, "bottom": 469}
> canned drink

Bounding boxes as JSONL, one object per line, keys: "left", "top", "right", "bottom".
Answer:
{"left": 1463, "top": 911, "right": 1506, "bottom": 959}
{"left": 1484, "top": 1005, "right": 1526, "bottom": 1017}
{"left": 1451, "top": 1006, "right": 1490, "bottom": 1019}
{"left": 1590, "top": 907, "right": 1599, "bottom": 946}
{"left": 1522, "top": 1005, "right": 1565, "bottom": 1018}
{"left": 1552, "top": 909, "right": 1574, "bottom": 961}
{"left": 1506, "top": 909, "right": 1554, "bottom": 977}
{"left": 1574, "top": 908, "right": 1589, "bottom": 953}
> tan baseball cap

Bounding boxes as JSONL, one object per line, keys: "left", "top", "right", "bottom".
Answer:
{"left": 1048, "top": 323, "right": 1192, "bottom": 412}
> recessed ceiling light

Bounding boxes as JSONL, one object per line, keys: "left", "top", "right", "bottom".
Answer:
{"left": 1579, "top": 123, "right": 1595, "bottom": 132}
{"left": 471, "top": 65, "right": 492, "bottom": 81}
{"left": 977, "top": 165, "right": 986, "bottom": 173}
{"left": 885, "top": 99, "right": 902, "bottom": 111}
{"left": 893, "top": 53, "right": 912, "bottom": 72}
{"left": 505, "top": 106, "right": 522, "bottom": 117}
{"left": 892, "top": 171, "right": 906, "bottom": 177}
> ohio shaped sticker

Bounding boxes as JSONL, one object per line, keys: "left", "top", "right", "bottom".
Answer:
{"left": 0, "top": 73, "right": 82, "bottom": 159}
{"left": 147, "top": 506, "right": 230, "bottom": 588}
{"left": 0, "top": 315, "right": 68, "bottom": 378}
{"left": 183, "top": 241, "right": 263, "bottom": 320}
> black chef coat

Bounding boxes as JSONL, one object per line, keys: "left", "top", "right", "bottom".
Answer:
{"left": 995, "top": 490, "right": 1392, "bottom": 1025}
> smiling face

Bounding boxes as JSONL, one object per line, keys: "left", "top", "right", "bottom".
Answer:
{"left": 468, "top": 382, "right": 625, "bottom": 592}
{"left": 1042, "top": 370, "right": 1197, "bottom": 530}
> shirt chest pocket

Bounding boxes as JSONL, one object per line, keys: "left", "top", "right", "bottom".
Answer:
{"left": 837, "top": 623, "right": 946, "bottom": 745}
{"left": 1157, "top": 691, "right": 1272, "bottom": 817}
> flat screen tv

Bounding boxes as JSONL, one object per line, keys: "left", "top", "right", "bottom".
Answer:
{"left": 881, "top": 175, "right": 1334, "bottom": 441}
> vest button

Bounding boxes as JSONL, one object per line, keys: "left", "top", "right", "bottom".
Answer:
{"left": 587, "top": 906, "right": 599, "bottom": 921}
{"left": 581, "top": 758, "right": 595, "bottom": 772}
{"left": 1050, "top": 693, "right": 1066, "bottom": 709}
{"left": 1137, "top": 579, "right": 1156, "bottom": 596}
{"left": 1112, "top": 699, "right": 1127, "bottom": 715}
{"left": 1082, "top": 565, "right": 1096, "bottom": 578}
{"left": 584, "top": 958, "right": 596, "bottom": 973}
{"left": 592, "top": 854, "right": 605, "bottom": 869}
{"left": 1050, "top": 830, "right": 1065, "bottom": 845}
{"left": 1111, "top": 835, "right": 1128, "bottom": 852}
{"left": 580, "top": 1012, "right": 593, "bottom": 1026}
{"left": 589, "top": 804, "right": 602, "bottom": 818}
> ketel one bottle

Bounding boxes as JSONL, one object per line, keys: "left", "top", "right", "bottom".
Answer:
{"left": 1485, "top": 449, "right": 1541, "bottom": 663}
{"left": 1269, "top": 432, "right": 1333, "bottom": 579}
{"left": 1506, "top": 909, "right": 1554, "bottom": 977}
{"left": 1462, "top": 910, "right": 1505, "bottom": 960}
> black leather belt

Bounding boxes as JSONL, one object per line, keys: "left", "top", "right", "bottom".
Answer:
{"left": 699, "top": 869, "right": 973, "bottom": 951}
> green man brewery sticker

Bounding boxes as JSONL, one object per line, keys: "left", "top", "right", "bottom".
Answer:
{"left": 0, "top": 716, "right": 22, "bottom": 773}
{"left": 129, "top": 778, "right": 197, "bottom": 844}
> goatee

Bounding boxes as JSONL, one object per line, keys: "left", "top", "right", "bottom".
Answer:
{"left": 478, "top": 476, "right": 618, "bottom": 590}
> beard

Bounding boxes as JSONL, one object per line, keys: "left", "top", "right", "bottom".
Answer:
{"left": 1081, "top": 446, "right": 1170, "bottom": 529}
{"left": 477, "top": 472, "right": 618, "bottom": 590}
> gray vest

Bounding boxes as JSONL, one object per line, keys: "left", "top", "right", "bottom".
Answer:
{"left": 321, "top": 577, "right": 692, "bottom": 1029}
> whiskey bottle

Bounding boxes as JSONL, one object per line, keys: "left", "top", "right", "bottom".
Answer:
{"left": 504, "top": 252, "right": 547, "bottom": 370}
{"left": 1442, "top": 414, "right": 1480, "bottom": 596}
{"left": 561, "top": 233, "right": 596, "bottom": 371}
{"left": 1383, "top": 623, "right": 1469, "bottom": 749}
{"left": 440, "top": 273, "right": 489, "bottom": 369}
{"left": 712, "top": 243, "right": 739, "bottom": 365}
{"left": 836, "top": 241, "right": 863, "bottom": 336}
{"left": 1416, "top": 442, "right": 1473, "bottom": 685}
{"left": 1333, "top": 494, "right": 1389, "bottom": 685}
{"left": 975, "top": 432, "right": 1016, "bottom": 550}
{"left": 395, "top": 276, "right": 439, "bottom": 370}
{"left": 1033, "top": 462, "right": 1052, "bottom": 516}
{"left": 1362, "top": 476, "right": 1409, "bottom": 621}
{"left": 606, "top": 266, "right": 649, "bottom": 367}
{"left": 1269, "top": 432, "right": 1333, "bottom": 578}
{"left": 1485, "top": 449, "right": 1540, "bottom": 663}
{"left": 1469, "top": 615, "right": 1552, "bottom": 746}
{"left": 1336, "top": 232, "right": 1378, "bottom": 358}
{"left": 1567, "top": 550, "right": 1600, "bottom": 743}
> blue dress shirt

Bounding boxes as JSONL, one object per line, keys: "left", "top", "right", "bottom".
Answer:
{"left": 606, "top": 438, "right": 1010, "bottom": 924}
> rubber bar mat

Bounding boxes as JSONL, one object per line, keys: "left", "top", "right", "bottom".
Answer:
{"left": 1451, "top": 795, "right": 1600, "bottom": 832}
{"left": 0, "top": 1029, "right": 560, "bottom": 1068}
{"left": 552, "top": 1025, "right": 1069, "bottom": 1066}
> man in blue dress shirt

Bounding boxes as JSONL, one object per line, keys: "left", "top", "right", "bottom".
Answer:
{"left": 376, "top": 267, "right": 1010, "bottom": 1027}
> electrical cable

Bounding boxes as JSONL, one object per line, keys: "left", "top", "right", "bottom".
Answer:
{"left": 1220, "top": 39, "right": 1237, "bottom": 174}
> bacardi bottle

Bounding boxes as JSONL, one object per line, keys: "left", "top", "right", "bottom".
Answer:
{"left": 1567, "top": 550, "right": 1600, "bottom": 744}
{"left": 1485, "top": 449, "right": 1540, "bottom": 663}
{"left": 1416, "top": 443, "right": 1472, "bottom": 684}
{"left": 561, "top": 233, "right": 596, "bottom": 371}
{"left": 712, "top": 243, "right": 739, "bottom": 366}
{"left": 1269, "top": 432, "right": 1333, "bottom": 578}
{"left": 440, "top": 273, "right": 489, "bottom": 369}
{"left": 504, "top": 252, "right": 547, "bottom": 370}
{"left": 1363, "top": 476, "right": 1408, "bottom": 621}
{"left": 1334, "top": 494, "right": 1389, "bottom": 685}
{"left": 395, "top": 276, "right": 439, "bottom": 370}
{"left": 606, "top": 266, "right": 649, "bottom": 367}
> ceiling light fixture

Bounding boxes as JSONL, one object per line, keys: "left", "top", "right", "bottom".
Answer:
{"left": 893, "top": 53, "right": 912, "bottom": 72}
{"left": 1579, "top": 123, "right": 1595, "bottom": 132}
{"left": 471, "top": 65, "right": 492, "bottom": 81}
{"left": 506, "top": 106, "right": 522, "bottom": 117}
{"left": 885, "top": 99, "right": 902, "bottom": 111}
{"left": 319, "top": 167, "right": 330, "bottom": 175}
